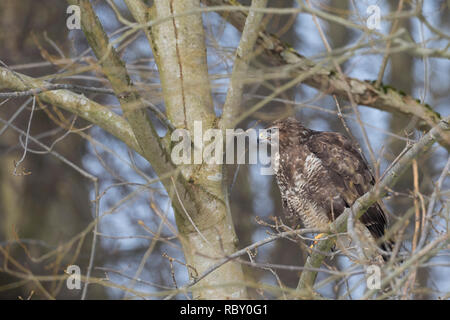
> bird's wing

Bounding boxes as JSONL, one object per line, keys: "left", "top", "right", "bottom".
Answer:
{"left": 305, "top": 131, "right": 388, "bottom": 239}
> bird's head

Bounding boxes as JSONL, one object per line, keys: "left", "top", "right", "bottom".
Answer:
{"left": 260, "top": 117, "right": 308, "bottom": 148}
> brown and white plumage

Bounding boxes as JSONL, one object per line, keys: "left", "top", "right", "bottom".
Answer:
{"left": 267, "top": 117, "right": 390, "bottom": 259}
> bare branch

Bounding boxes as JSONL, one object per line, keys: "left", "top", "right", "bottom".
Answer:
{"left": 0, "top": 67, "right": 140, "bottom": 153}
{"left": 220, "top": 0, "right": 268, "bottom": 129}
{"left": 202, "top": 0, "right": 450, "bottom": 149}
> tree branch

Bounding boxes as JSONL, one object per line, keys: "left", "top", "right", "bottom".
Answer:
{"left": 66, "top": 0, "right": 174, "bottom": 169}
{"left": 0, "top": 67, "right": 140, "bottom": 153}
{"left": 220, "top": 0, "right": 268, "bottom": 129}
{"left": 202, "top": 0, "right": 450, "bottom": 149}
{"left": 64, "top": 0, "right": 204, "bottom": 235}
{"left": 0, "top": 83, "right": 114, "bottom": 97}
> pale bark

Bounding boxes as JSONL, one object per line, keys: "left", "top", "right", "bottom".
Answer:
{"left": 0, "top": 68, "right": 140, "bottom": 152}
{"left": 220, "top": 0, "right": 268, "bottom": 130}
{"left": 125, "top": 0, "right": 248, "bottom": 299}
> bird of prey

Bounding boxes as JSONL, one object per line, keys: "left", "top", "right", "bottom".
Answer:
{"left": 261, "top": 117, "right": 391, "bottom": 262}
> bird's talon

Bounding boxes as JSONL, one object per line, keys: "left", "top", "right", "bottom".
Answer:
{"left": 309, "top": 233, "right": 326, "bottom": 249}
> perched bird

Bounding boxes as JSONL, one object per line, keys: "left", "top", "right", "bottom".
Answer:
{"left": 261, "top": 117, "right": 391, "bottom": 262}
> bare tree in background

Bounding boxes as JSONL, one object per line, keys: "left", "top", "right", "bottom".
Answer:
{"left": 0, "top": 0, "right": 449, "bottom": 300}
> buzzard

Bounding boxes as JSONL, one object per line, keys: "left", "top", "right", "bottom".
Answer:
{"left": 263, "top": 117, "right": 391, "bottom": 261}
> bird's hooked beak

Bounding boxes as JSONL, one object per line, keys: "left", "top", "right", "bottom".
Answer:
{"left": 258, "top": 130, "right": 270, "bottom": 143}
{"left": 259, "top": 127, "right": 279, "bottom": 146}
